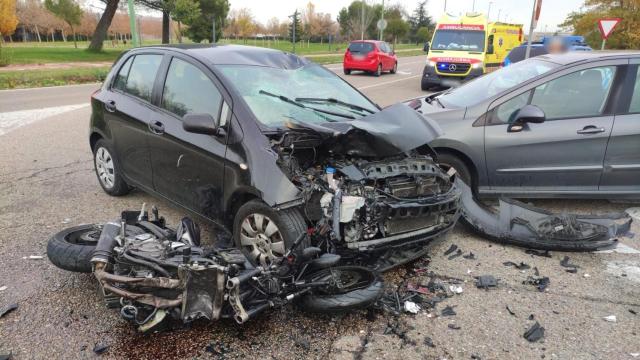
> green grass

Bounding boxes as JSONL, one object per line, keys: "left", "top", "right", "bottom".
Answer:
{"left": 2, "top": 47, "right": 123, "bottom": 64}
{"left": 0, "top": 46, "right": 425, "bottom": 90}
{"left": 0, "top": 67, "right": 110, "bottom": 89}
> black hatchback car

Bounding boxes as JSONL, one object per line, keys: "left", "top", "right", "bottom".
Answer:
{"left": 90, "top": 44, "right": 460, "bottom": 267}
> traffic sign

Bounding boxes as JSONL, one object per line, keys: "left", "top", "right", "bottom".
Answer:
{"left": 598, "top": 18, "right": 621, "bottom": 39}
{"left": 377, "top": 19, "right": 387, "bottom": 31}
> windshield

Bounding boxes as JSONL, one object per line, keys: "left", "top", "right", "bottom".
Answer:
{"left": 438, "top": 59, "right": 559, "bottom": 108}
{"left": 432, "top": 30, "right": 485, "bottom": 52}
{"left": 218, "top": 64, "right": 378, "bottom": 127}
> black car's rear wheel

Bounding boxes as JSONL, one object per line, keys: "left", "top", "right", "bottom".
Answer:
{"left": 93, "top": 139, "right": 130, "bottom": 196}
{"left": 233, "top": 200, "right": 309, "bottom": 267}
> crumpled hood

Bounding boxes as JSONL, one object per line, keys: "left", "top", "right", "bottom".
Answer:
{"left": 285, "top": 103, "right": 443, "bottom": 157}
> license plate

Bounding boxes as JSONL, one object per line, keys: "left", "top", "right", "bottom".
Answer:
{"left": 441, "top": 79, "right": 462, "bottom": 88}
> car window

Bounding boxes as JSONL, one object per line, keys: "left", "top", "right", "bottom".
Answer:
{"left": 348, "top": 42, "right": 374, "bottom": 53}
{"left": 530, "top": 66, "right": 616, "bottom": 120}
{"left": 113, "top": 56, "right": 133, "bottom": 91}
{"left": 161, "top": 57, "right": 222, "bottom": 119}
{"left": 123, "top": 54, "right": 162, "bottom": 102}
{"left": 629, "top": 66, "right": 640, "bottom": 113}
{"left": 492, "top": 91, "right": 531, "bottom": 124}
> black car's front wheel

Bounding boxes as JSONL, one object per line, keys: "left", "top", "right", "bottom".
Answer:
{"left": 233, "top": 200, "right": 309, "bottom": 267}
{"left": 93, "top": 139, "right": 130, "bottom": 196}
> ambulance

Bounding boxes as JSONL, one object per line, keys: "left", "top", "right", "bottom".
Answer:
{"left": 421, "top": 13, "right": 523, "bottom": 90}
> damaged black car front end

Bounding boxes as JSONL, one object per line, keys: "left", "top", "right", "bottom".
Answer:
{"left": 266, "top": 104, "right": 461, "bottom": 269}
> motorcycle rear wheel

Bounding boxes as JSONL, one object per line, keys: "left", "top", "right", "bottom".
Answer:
{"left": 298, "top": 266, "right": 383, "bottom": 313}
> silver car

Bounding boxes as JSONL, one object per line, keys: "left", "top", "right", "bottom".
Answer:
{"left": 410, "top": 52, "right": 640, "bottom": 199}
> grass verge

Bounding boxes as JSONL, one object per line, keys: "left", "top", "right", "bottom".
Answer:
{"left": 2, "top": 47, "right": 123, "bottom": 64}
{"left": 0, "top": 67, "right": 110, "bottom": 90}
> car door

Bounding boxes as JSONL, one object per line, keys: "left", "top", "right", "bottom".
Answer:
{"left": 484, "top": 61, "right": 624, "bottom": 194}
{"left": 147, "top": 55, "right": 231, "bottom": 221}
{"left": 380, "top": 42, "right": 392, "bottom": 70}
{"left": 600, "top": 60, "right": 640, "bottom": 194}
{"left": 105, "top": 53, "right": 163, "bottom": 189}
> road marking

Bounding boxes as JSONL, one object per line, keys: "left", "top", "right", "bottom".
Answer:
{"left": 0, "top": 104, "right": 89, "bottom": 136}
{"left": 356, "top": 74, "right": 422, "bottom": 90}
{"left": 396, "top": 70, "right": 412, "bottom": 75}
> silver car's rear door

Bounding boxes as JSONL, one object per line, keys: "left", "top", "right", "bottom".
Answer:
{"left": 599, "top": 59, "right": 640, "bottom": 195}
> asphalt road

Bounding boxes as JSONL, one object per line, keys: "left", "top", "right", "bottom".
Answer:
{"left": 1, "top": 55, "right": 639, "bottom": 359}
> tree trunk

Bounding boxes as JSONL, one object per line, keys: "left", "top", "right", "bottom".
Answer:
{"left": 88, "top": 0, "right": 119, "bottom": 52}
{"left": 62, "top": 29, "right": 67, "bottom": 42}
{"left": 72, "top": 26, "right": 77, "bottom": 49}
{"left": 34, "top": 25, "right": 41, "bottom": 42}
{"left": 162, "top": 11, "right": 170, "bottom": 44}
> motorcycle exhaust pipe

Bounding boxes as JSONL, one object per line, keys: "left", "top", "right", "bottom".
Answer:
{"left": 91, "top": 221, "right": 121, "bottom": 265}
{"left": 226, "top": 268, "right": 263, "bottom": 289}
{"left": 235, "top": 301, "right": 272, "bottom": 324}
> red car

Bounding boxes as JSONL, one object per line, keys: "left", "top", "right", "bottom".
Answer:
{"left": 343, "top": 40, "right": 398, "bottom": 76}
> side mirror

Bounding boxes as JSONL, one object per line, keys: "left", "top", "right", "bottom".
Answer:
{"left": 508, "top": 105, "right": 545, "bottom": 132}
{"left": 182, "top": 113, "right": 219, "bottom": 135}
{"left": 423, "top": 41, "right": 430, "bottom": 52}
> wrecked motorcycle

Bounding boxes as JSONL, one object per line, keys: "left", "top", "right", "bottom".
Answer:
{"left": 47, "top": 207, "right": 383, "bottom": 332}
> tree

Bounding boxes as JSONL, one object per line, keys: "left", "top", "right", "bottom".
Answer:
{"left": 88, "top": 0, "right": 119, "bottom": 51}
{"left": 561, "top": 0, "right": 640, "bottom": 49}
{"left": 45, "top": 0, "right": 82, "bottom": 48}
{"left": 0, "top": 0, "right": 19, "bottom": 62}
{"left": 336, "top": 1, "right": 383, "bottom": 40}
{"left": 16, "top": 0, "right": 48, "bottom": 42}
{"left": 416, "top": 26, "right": 431, "bottom": 43}
{"left": 385, "top": 18, "right": 409, "bottom": 49}
{"left": 171, "top": 0, "right": 200, "bottom": 43}
{"left": 409, "top": 1, "right": 432, "bottom": 44}
{"left": 183, "top": 0, "right": 229, "bottom": 43}
{"left": 289, "top": 10, "right": 302, "bottom": 43}
{"left": 235, "top": 7, "right": 255, "bottom": 42}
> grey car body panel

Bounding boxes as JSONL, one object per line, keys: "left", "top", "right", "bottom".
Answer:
{"left": 456, "top": 178, "right": 632, "bottom": 251}
{"left": 414, "top": 52, "right": 640, "bottom": 199}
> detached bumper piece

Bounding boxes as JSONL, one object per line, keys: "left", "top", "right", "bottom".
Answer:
{"left": 457, "top": 179, "right": 632, "bottom": 251}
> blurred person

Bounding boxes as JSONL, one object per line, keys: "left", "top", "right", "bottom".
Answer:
{"left": 547, "top": 37, "right": 567, "bottom": 54}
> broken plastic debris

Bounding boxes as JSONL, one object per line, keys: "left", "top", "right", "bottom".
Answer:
{"left": 93, "top": 344, "right": 109, "bottom": 355}
{"left": 449, "top": 285, "right": 463, "bottom": 294}
{"left": 443, "top": 244, "right": 458, "bottom": 256}
{"left": 0, "top": 303, "right": 18, "bottom": 318}
{"left": 523, "top": 276, "right": 550, "bottom": 292}
{"left": 407, "top": 283, "right": 430, "bottom": 295}
{"left": 403, "top": 301, "right": 420, "bottom": 314}
{"left": 583, "top": 273, "right": 591, "bottom": 278}
{"left": 603, "top": 315, "right": 617, "bottom": 323}
{"left": 528, "top": 314, "right": 535, "bottom": 320}
{"left": 503, "top": 261, "right": 531, "bottom": 270}
{"left": 630, "top": 309, "right": 637, "bottom": 315}
{"left": 463, "top": 252, "right": 476, "bottom": 259}
{"left": 62, "top": 218, "right": 71, "bottom": 224}
{"left": 423, "top": 336, "right": 435, "bottom": 348}
{"left": 0, "top": 286, "right": 7, "bottom": 291}
{"left": 560, "top": 256, "right": 579, "bottom": 273}
{"left": 447, "top": 249, "right": 463, "bottom": 260}
{"left": 0, "top": 352, "right": 12, "bottom": 360}
{"left": 447, "top": 323, "right": 461, "bottom": 330}
{"left": 22, "top": 255, "right": 43, "bottom": 260}
{"left": 630, "top": 353, "right": 639, "bottom": 358}
{"left": 526, "top": 249, "right": 552, "bottom": 258}
{"left": 506, "top": 305, "right": 516, "bottom": 316}
{"left": 441, "top": 305, "right": 457, "bottom": 316}
{"left": 523, "top": 322, "right": 545, "bottom": 342}
{"left": 475, "top": 275, "right": 498, "bottom": 289}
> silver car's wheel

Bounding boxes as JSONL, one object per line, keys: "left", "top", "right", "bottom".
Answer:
{"left": 239, "top": 213, "right": 286, "bottom": 266}
{"left": 95, "top": 146, "right": 115, "bottom": 189}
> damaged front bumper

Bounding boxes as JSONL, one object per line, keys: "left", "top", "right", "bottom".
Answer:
{"left": 456, "top": 178, "right": 632, "bottom": 251}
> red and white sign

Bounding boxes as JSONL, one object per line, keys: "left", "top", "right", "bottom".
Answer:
{"left": 531, "top": 0, "right": 543, "bottom": 29}
{"left": 438, "top": 24, "right": 484, "bottom": 31}
{"left": 598, "top": 18, "right": 621, "bottom": 39}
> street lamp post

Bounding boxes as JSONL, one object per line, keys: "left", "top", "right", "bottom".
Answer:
{"left": 487, "top": 2, "right": 493, "bottom": 20}
{"left": 379, "top": 0, "right": 385, "bottom": 40}
{"left": 127, "top": 0, "right": 140, "bottom": 47}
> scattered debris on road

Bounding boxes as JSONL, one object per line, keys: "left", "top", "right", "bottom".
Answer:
{"left": 475, "top": 275, "right": 498, "bottom": 289}
{"left": 0, "top": 353, "right": 12, "bottom": 360}
{"left": 523, "top": 322, "right": 545, "bottom": 342}
{"left": 506, "top": 305, "right": 516, "bottom": 316}
{"left": 404, "top": 301, "right": 420, "bottom": 314}
{"left": 92, "top": 344, "right": 109, "bottom": 355}
{"left": 503, "top": 261, "right": 531, "bottom": 270}
{"left": 603, "top": 315, "right": 617, "bottom": 323}
{"left": 447, "top": 323, "right": 461, "bottom": 330}
{"left": 441, "top": 305, "right": 457, "bottom": 316}
{"left": 523, "top": 276, "right": 550, "bottom": 292}
{"left": 22, "top": 255, "right": 43, "bottom": 260}
{"left": 0, "top": 303, "right": 18, "bottom": 318}
{"left": 560, "top": 256, "right": 580, "bottom": 273}
{"left": 444, "top": 244, "right": 458, "bottom": 256}
{"left": 526, "top": 249, "right": 553, "bottom": 258}
{"left": 463, "top": 252, "right": 476, "bottom": 259}
{"left": 0, "top": 286, "right": 7, "bottom": 291}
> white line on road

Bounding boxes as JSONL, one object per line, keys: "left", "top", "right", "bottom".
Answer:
{"left": 356, "top": 74, "right": 422, "bottom": 90}
{"left": 0, "top": 104, "right": 89, "bottom": 136}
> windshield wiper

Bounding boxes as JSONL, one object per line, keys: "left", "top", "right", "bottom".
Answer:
{"left": 434, "top": 96, "right": 445, "bottom": 108}
{"left": 294, "top": 97, "right": 376, "bottom": 114}
{"left": 259, "top": 90, "right": 355, "bottom": 119}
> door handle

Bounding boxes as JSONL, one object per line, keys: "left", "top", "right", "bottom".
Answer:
{"left": 148, "top": 121, "right": 165, "bottom": 135}
{"left": 104, "top": 100, "right": 116, "bottom": 113}
{"left": 576, "top": 125, "right": 605, "bottom": 135}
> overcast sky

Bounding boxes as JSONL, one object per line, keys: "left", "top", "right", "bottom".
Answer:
{"left": 228, "top": 0, "right": 586, "bottom": 31}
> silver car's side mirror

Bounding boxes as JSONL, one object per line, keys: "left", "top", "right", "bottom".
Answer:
{"left": 508, "top": 105, "right": 545, "bottom": 132}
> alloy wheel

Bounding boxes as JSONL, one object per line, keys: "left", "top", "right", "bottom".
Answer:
{"left": 95, "top": 147, "right": 115, "bottom": 189}
{"left": 239, "top": 213, "right": 285, "bottom": 266}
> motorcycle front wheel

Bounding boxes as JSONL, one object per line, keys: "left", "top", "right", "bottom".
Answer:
{"left": 47, "top": 224, "right": 102, "bottom": 273}
{"left": 298, "top": 266, "right": 384, "bottom": 313}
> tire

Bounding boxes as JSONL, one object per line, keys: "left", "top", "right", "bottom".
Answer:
{"left": 438, "top": 152, "right": 474, "bottom": 189}
{"left": 299, "top": 266, "right": 384, "bottom": 313}
{"left": 374, "top": 64, "right": 382, "bottom": 77}
{"left": 233, "top": 200, "right": 309, "bottom": 267}
{"left": 390, "top": 62, "right": 397, "bottom": 74}
{"left": 93, "top": 139, "right": 131, "bottom": 196}
{"left": 421, "top": 78, "right": 434, "bottom": 91}
{"left": 343, "top": 68, "right": 351, "bottom": 75}
{"left": 47, "top": 224, "right": 102, "bottom": 273}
